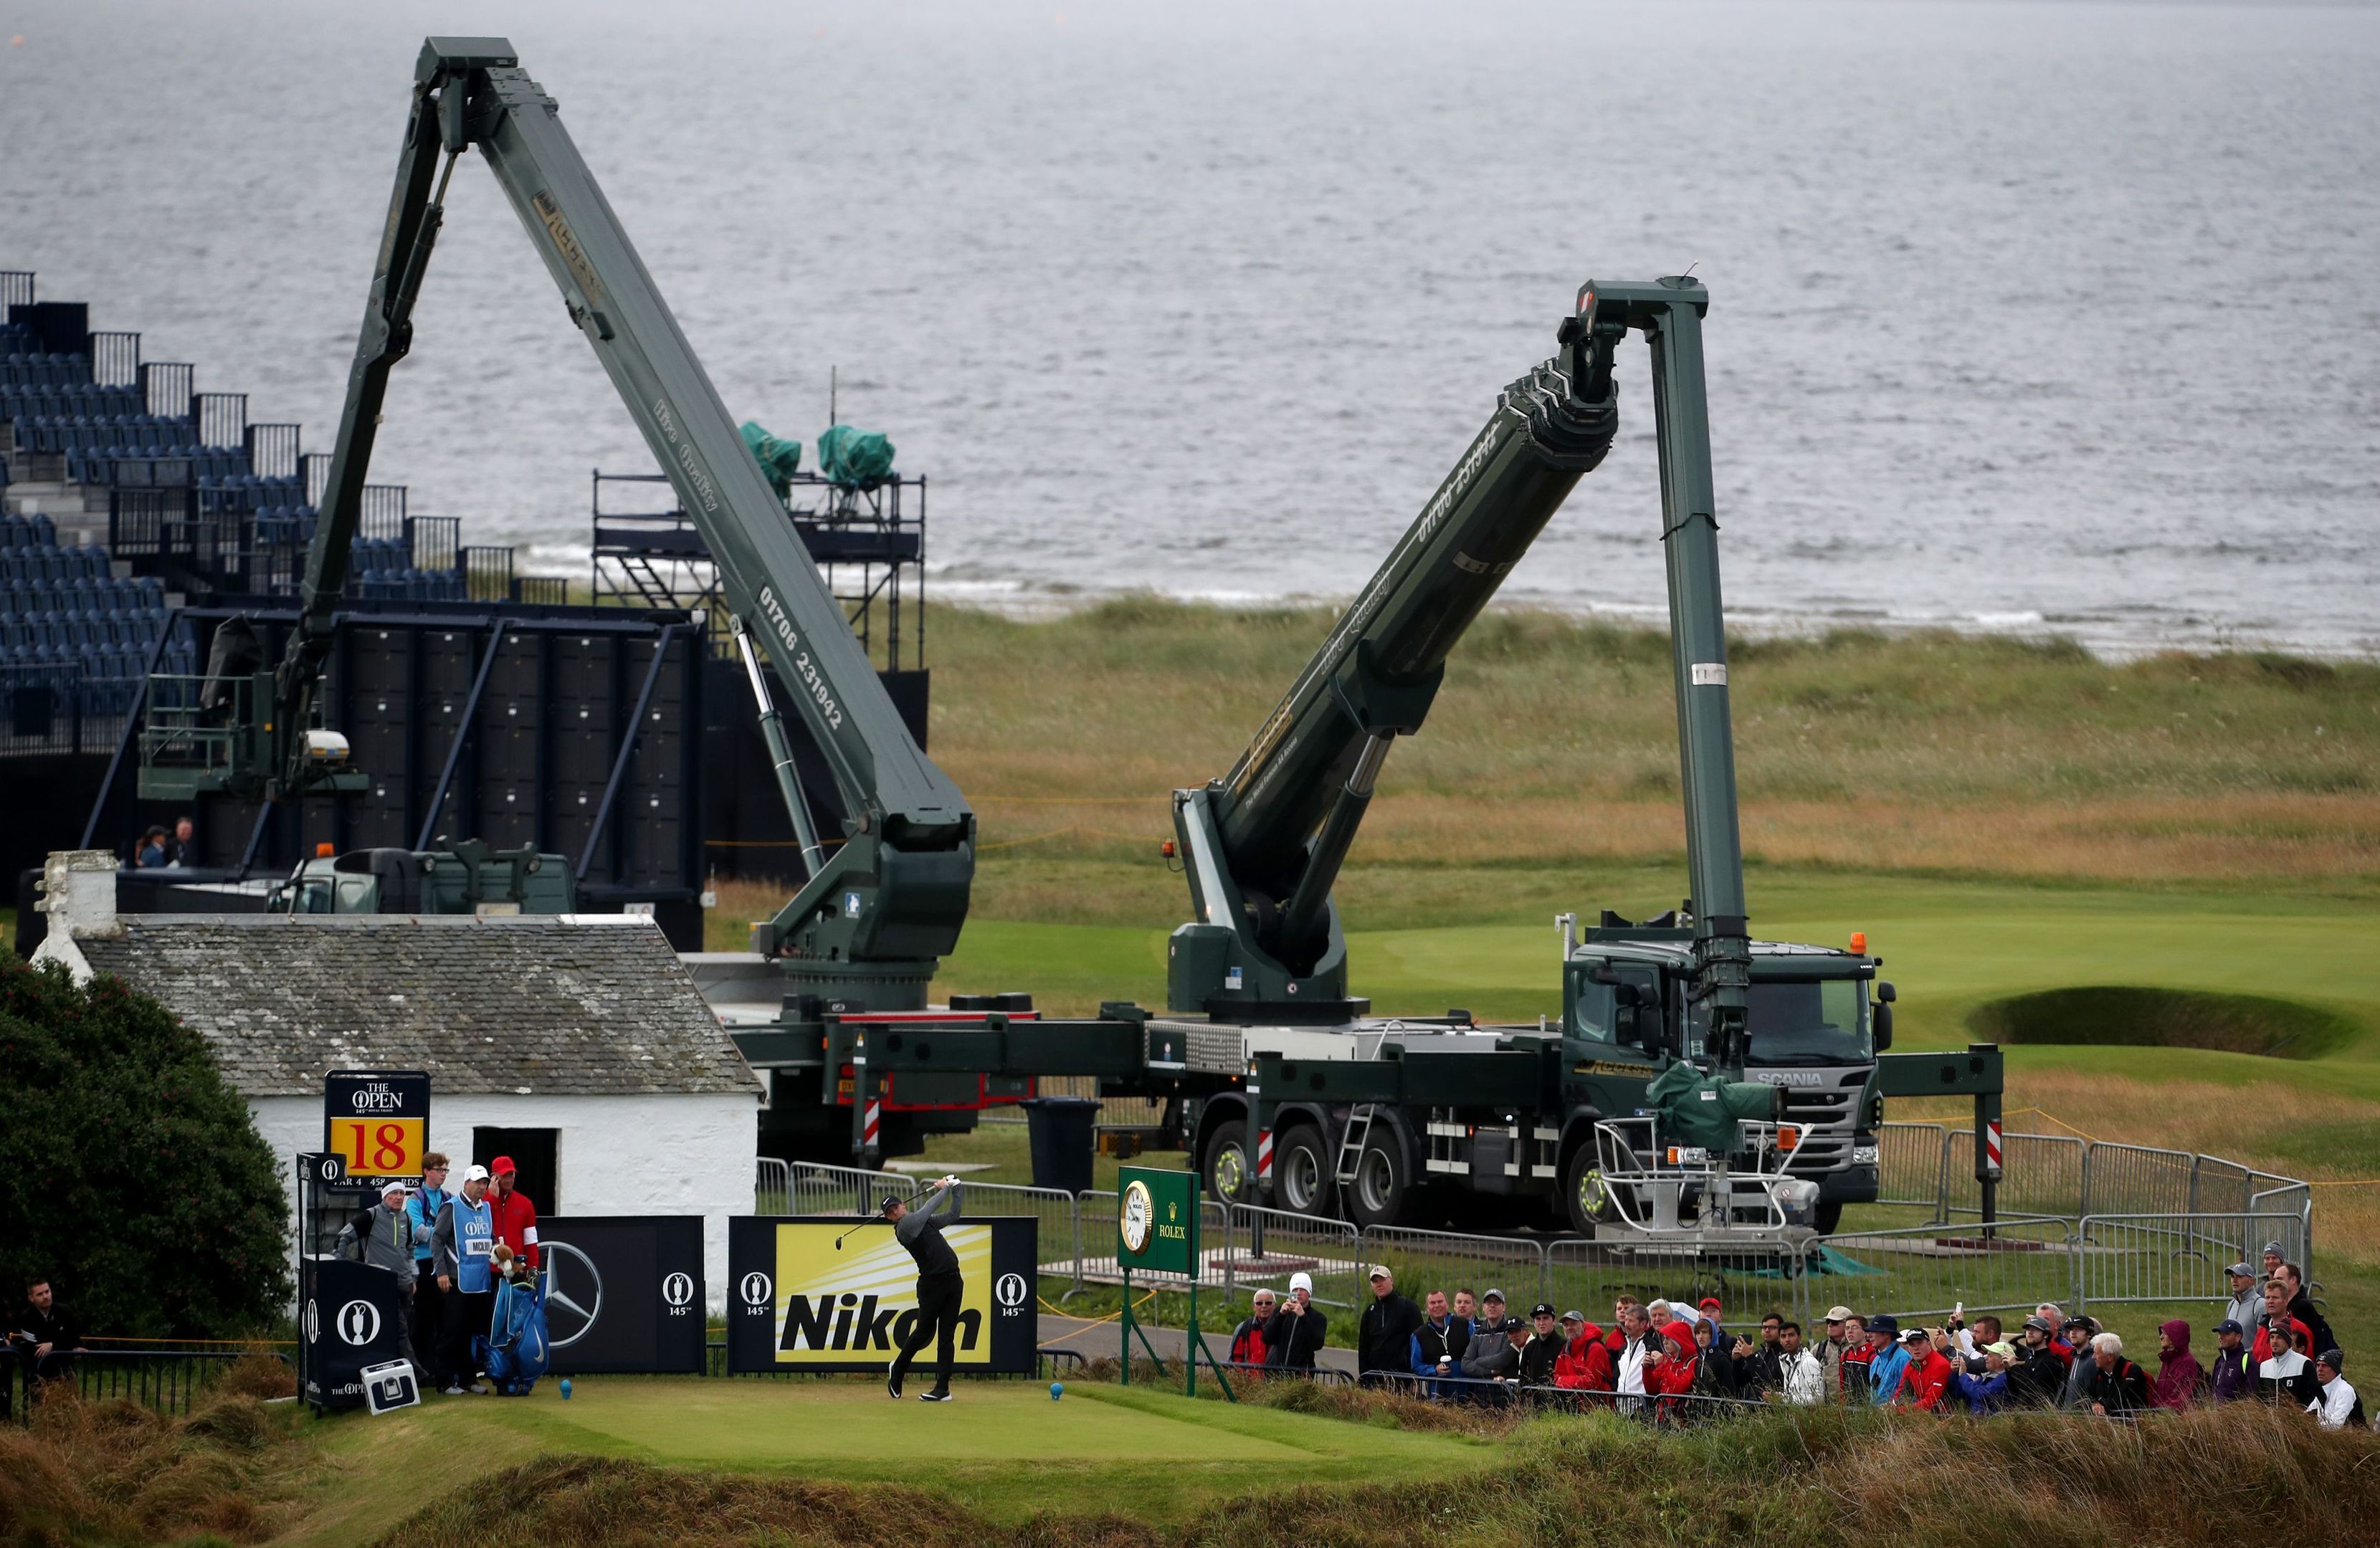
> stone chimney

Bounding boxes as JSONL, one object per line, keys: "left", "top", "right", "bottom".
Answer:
{"left": 29, "top": 849, "right": 123, "bottom": 984}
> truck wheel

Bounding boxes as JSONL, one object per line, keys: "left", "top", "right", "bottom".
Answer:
{"left": 1274, "top": 1125, "right": 1334, "bottom": 1218}
{"left": 1814, "top": 1198, "right": 1844, "bottom": 1235}
{"left": 1201, "top": 1122, "right": 1252, "bottom": 1208}
{"left": 1346, "top": 1134, "right": 1408, "bottom": 1228}
{"left": 1563, "top": 1145, "right": 1619, "bottom": 1233}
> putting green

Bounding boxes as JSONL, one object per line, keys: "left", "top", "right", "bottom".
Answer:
{"left": 293, "top": 1378, "right": 1494, "bottom": 1537}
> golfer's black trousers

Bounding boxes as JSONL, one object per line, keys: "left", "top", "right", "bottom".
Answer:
{"left": 888, "top": 1271, "right": 963, "bottom": 1394}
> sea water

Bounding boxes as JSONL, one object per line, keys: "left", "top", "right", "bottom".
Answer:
{"left": 1, "top": 0, "right": 2374, "bottom": 655}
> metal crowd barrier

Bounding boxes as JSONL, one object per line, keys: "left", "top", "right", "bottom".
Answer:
{"left": 755, "top": 1155, "right": 2315, "bottom": 1329}
{"left": 1794, "top": 1215, "right": 2079, "bottom": 1324}
{"left": 2075, "top": 1213, "right": 2310, "bottom": 1309}
{"left": 1223, "top": 1204, "right": 1364, "bottom": 1309}
{"left": 4, "top": 1347, "right": 290, "bottom": 1425}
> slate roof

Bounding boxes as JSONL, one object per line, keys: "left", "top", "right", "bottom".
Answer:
{"left": 77, "top": 914, "right": 763, "bottom": 1099}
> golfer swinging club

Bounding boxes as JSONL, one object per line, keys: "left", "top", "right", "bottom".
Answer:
{"left": 883, "top": 1173, "right": 963, "bottom": 1401}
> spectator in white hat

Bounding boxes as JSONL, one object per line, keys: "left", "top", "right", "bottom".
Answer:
{"left": 1263, "top": 1271, "right": 1328, "bottom": 1371}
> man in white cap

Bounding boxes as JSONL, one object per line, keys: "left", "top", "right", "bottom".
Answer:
{"left": 335, "top": 1178, "right": 426, "bottom": 1379}
{"left": 2220, "top": 1262, "right": 2262, "bottom": 1337}
{"left": 430, "top": 1164, "right": 496, "bottom": 1394}
{"left": 1356, "top": 1266, "right": 1422, "bottom": 1388}
{"left": 1263, "top": 1271, "right": 1328, "bottom": 1370}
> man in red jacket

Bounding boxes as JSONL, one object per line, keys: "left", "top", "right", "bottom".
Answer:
{"left": 1553, "top": 1312, "right": 1615, "bottom": 1393}
{"left": 1900, "top": 1328, "right": 1958, "bottom": 1410}
{"left": 486, "top": 1155, "right": 541, "bottom": 1271}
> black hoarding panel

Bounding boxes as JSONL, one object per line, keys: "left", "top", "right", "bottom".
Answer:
{"left": 298, "top": 1256, "right": 408, "bottom": 1411}
{"left": 538, "top": 1215, "right": 706, "bottom": 1375}
{"left": 724, "top": 1216, "right": 1037, "bottom": 1375}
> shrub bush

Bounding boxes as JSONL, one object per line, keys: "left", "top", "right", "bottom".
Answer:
{"left": 0, "top": 959, "right": 290, "bottom": 1338}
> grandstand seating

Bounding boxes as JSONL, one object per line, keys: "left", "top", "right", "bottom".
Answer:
{"left": 2, "top": 280, "right": 480, "bottom": 748}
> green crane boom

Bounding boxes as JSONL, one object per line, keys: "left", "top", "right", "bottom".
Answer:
{"left": 262, "top": 37, "right": 974, "bottom": 1003}
{"left": 1172, "top": 277, "right": 1752, "bottom": 1069}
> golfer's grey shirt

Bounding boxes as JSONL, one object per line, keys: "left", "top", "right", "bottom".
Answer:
{"left": 896, "top": 1183, "right": 963, "bottom": 1279}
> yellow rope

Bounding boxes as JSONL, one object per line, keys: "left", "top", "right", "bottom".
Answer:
{"left": 1034, "top": 1286, "right": 1161, "bottom": 1344}
{"left": 976, "top": 825, "right": 1083, "bottom": 853}
{"left": 2001, "top": 1105, "right": 2103, "bottom": 1145}
{"left": 977, "top": 824, "right": 1158, "bottom": 851}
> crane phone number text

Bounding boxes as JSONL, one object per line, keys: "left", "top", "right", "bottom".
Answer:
{"left": 756, "top": 585, "right": 845, "bottom": 731}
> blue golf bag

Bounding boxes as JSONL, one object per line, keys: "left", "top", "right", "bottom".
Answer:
{"left": 475, "top": 1272, "right": 551, "bottom": 1395}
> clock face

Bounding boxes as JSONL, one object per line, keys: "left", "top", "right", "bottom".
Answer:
{"left": 1120, "top": 1180, "right": 1154, "bottom": 1254}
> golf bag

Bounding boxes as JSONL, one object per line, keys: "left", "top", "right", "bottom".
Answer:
{"left": 475, "top": 1273, "right": 551, "bottom": 1396}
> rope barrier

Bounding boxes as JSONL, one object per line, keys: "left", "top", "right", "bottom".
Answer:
{"left": 2001, "top": 1105, "right": 2103, "bottom": 1145}
{"left": 1033, "top": 1286, "right": 1161, "bottom": 1344}
{"left": 977, "top": 824, "right": 1158, "bottom": 851}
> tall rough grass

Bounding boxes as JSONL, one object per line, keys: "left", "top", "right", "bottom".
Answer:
{"left": 0, "top": 1360, "right": 297, "bottom": 1547}
{"left": 357, "top": 1401, "right": 2380, "bottom": 1548}
{"left": 908, "top": 602, "right": 2380, "bottom": 894}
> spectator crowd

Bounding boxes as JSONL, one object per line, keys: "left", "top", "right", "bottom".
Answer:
{"left": 1222, "top": 1243, "right": 2368, "bottom": 1430}
{"left": 7, "top": 1150, "right": 541, "bottom": 1406}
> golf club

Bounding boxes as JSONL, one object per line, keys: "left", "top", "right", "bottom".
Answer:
{"left": 834, "top": 1181, "right": 936, "bottom": 1249}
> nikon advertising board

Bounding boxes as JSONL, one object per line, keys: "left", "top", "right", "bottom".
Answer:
{"left": 724, "top": 1216, "right": 1037, "bottom": 1375}
{"left": 538, "top": 1216, "right": 706, "bottom": 1375}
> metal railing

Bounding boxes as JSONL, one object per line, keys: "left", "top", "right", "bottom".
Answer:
{"left": 750, "top": 1154, "right": 2313, "bottom": 1331}
{"left": 1876, "top": 1122, "right": 1947, "bottom": 1210}
{"left": 2077, "top": 1213, "right": 2310, "bottom": 1308}
{"left": 1223, "top": 1205, "right": 1363, "bottom": 1309}
{"left": 1798, "top": 1215, "right": 2080, "bottom": 1324}
{"left": 4, "top": 1348, "right": 290, "bottom": 1425}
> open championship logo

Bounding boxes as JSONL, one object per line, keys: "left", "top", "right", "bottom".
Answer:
{"left": 662, "top": 1272, "right": 695, "bottom": 1309}
{"left": 337, "top": 1299, "right": 381, "bottom": 1347}
{"left": 994, "top": 1273, "right": 1027, "bottom": 1310}
{"left": 741, "top": 1271, "right": 774, "bottom": 1309}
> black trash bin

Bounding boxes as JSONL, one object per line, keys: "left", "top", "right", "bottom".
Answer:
{"left": 1019, "top": 1095, "right": 1102, "bottom": 1196}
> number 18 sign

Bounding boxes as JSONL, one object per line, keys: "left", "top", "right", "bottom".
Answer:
{"left": 323, "top": 1070, "right": 432, "bottom": 1185}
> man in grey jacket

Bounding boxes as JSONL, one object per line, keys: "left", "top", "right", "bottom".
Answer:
{"left": 1461, "top": 1314, "right": 1525, "bottom": 1405}
{"left": 884, "top": 1176, "right": 964, "bottom": 1403}
{"left": 336, "top": 1179, "right": 427, "bottom": 1377}
{"left": 2221, "top": 1262, "right": 2263, "bottom": 1337}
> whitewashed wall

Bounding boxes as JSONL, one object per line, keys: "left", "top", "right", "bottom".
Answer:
{"left": 253, "top": 1089, "right": 758, "bottom": 1313}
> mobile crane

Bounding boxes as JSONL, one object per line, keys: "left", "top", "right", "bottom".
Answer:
{"left": 136, "top": 37, "right": 1017, "bottom": 1158}
{"left": 857, "top": 278, "right": 2002, "bottom": 1238}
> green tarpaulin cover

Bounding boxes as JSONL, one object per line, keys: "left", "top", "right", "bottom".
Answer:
{"left": 817, "top": 423, "right": 895, "bottom": 488}
{"left": 1646, "top": 1059, "right": 1780, "bottom": 1152}
{"left": 738, "top": 420, "right": 802, "bottom": 497}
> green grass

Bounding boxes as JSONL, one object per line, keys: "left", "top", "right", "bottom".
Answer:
{"left": 287, "top": 1379, "right": 1493, "bottom": 1537}
{"left": 936, "top": 874, "right": 2380, "bottom": 1064}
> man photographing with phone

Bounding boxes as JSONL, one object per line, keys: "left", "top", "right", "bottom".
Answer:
{"left": 882, "top": 1175, "right": 963, "bottom": 1403}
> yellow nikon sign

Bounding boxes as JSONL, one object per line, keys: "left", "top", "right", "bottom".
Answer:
{"left": 723, "top": 1217, "right": 1037, "bottom": 1374}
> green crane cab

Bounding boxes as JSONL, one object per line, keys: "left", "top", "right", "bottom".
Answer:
{"left": 1559, "top": 911, "right": 1894, "bottom": 1233}
{"left": 266, "top": 839, "right": 575, "bottom": 917}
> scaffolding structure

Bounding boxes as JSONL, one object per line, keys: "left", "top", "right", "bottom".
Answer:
{"left": 591, "top": 466, "right": 926, "bottom": 669}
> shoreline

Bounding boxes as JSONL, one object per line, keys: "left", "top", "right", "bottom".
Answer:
{"left": 918, "top": 581, "right": 2380, "bottom": 665}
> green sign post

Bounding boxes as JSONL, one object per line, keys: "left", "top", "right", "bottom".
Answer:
{"left": 1114, "top": 1165, "right": 1233, "bottom": 1400}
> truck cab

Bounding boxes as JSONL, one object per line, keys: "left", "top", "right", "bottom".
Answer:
{"left": 267, "top": 841, "right": 576, "bottom": 917}
{"left": 1562, "top": 917, "right": 1889, "bottom": 1231}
